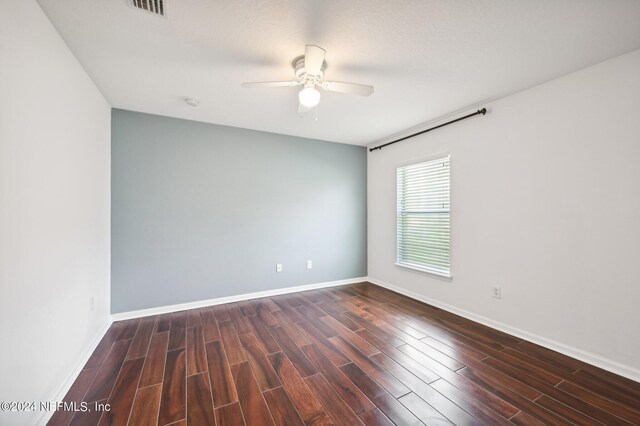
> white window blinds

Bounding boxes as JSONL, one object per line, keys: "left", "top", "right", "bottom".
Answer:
{"left": 396, "top": 155, "right": 451, "bottom": 277}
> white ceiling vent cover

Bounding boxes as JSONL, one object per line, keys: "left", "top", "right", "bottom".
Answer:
{"left": 132, "top": 0, "right": 165, "bottom": 17}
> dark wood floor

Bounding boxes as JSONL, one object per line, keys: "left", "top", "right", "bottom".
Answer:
{"left": 48, "top": 282, "right": 640, "bottom": 426}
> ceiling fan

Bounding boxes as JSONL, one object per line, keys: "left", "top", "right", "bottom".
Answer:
{"left": 241, "top": 45, "right": 374, "bottom": 114}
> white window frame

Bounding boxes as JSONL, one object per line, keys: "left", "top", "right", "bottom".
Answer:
{"left": 395, "top": 153, "right": 452, "bottom": 280}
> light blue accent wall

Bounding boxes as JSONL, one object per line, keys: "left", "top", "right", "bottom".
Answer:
{"left": 111, "top": 109, "right": 367, "bottom": 313}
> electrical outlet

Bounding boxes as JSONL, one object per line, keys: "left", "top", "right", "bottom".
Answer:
{"left": 307, "top": 260, "right": 313, "bottom": 269}
{"left": 276, "top": 263, "right": 283, "bottom": 273}
{"left": 492, "top": 286, "right": 501, "bottom": 299}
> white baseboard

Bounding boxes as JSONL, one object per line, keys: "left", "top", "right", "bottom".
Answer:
{"left": 368, "top": 277, "right": 640, "bottom": 383}
{"left": 37, "top": 317, "right": 114, "bottom": 426}
{"left": 111, "top": 277, "right": 369, "bottom": 321}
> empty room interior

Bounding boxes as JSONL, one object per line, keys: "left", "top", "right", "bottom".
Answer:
{"left": 2, "top": 1, "right": 640, "bottom": 425}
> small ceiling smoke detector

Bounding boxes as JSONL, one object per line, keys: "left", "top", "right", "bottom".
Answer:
{"left": 132, "top": 0, "right": 165, "bottom": 17}
{"left": 185, "top": 98, "right": 199, "bottom": 107}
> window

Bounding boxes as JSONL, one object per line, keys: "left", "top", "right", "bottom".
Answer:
{"left": 396, "top": 155, "right": 451, "bottom": 278}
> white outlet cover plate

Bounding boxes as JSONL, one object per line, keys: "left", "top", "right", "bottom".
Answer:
{"left": 492, "top": 286, "right": 501, "bottom": 299}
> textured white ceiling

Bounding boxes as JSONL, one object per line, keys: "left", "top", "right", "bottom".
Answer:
{"left": 37, "top": 0, "right": 640, "bottom": 145}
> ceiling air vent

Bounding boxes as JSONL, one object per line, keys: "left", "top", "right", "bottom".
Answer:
{"left": 132, "top": 0, "right": 165, "bottom": 17}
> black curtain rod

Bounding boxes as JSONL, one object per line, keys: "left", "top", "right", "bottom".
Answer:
{"left": 369, "top": 108, "right": 487, "bottom": 152}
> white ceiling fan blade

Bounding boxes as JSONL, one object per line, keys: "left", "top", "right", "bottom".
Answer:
{"left": 305, "top": 45, "right": 326, "bottom": 75}
{"left": 321, "top": 81, "right": 374, "bottom": 96}
{"left": 241, "top": 81, "right": 300, "bottom": 88}
{"left": 298, "top": 102, "right": 312, "bottom": 114}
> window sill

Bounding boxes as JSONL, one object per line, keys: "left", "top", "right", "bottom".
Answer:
{"left": 395, "top": 263, "right": 452, "bottom": 281}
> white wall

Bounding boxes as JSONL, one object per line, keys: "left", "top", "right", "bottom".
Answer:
{"left": 0, "top": 1, "right": 111, "bottom": 425}
{"left": 368, "top": 49, "right": 640, "bottom": 380}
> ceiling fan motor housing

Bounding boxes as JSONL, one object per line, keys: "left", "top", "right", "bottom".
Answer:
{"left": 295, "top": 57, "right": 326, "bottom": 85}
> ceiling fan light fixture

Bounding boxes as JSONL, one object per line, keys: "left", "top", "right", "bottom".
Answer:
{"left": 299, "top": 86, "right": 320, "bottom": 108}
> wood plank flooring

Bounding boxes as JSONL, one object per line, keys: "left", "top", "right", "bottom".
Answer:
{"left": 48, "top": 282, "right": 640, "bottom": 425}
